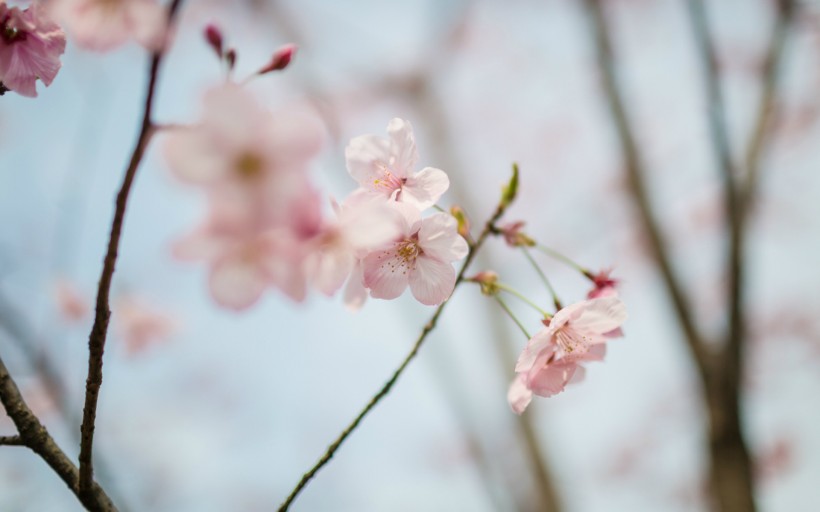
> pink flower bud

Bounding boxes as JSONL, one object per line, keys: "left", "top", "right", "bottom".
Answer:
{"left": 498, "top": 221, "right": 535, "bottom": 247}
{"left": 469, "top": 271, "right": 499, "bottom": 296}
{"left": 225, "top": 48, "right": 237, "bottom": 71}
{"left": 257, "top": 43, "right": 297, "bottom": 74}
{"left": 204, "top": 23, "right": 223, "bottom": 58}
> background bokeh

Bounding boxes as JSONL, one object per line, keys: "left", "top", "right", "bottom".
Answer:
{"left": 1, "top": 0, "right": 819, "bottom": 510}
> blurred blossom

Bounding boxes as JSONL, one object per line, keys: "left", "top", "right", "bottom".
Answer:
{"left": 52, "top": 278, "right": 88, "bottom": 322}
{"left": 345, "top": 118, "right": 450, "bottom": 210}
{"left": 114, "top": 295, "right": 176, "bottom": 355}
{"left": 0, "top": 1, "right": 65, "bottom": 97}
{"left": 50, "top": 0, "right": 166, "bottom": 52}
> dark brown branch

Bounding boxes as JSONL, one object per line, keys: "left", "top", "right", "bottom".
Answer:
{"left": 78, "top": 0, "right": 185, "bottom": 500}
{"left": 582, "top": 0, "right": 710, "bottom": 377}
{"left": 277, "top": 186, "right": 514, "bottom": 511}
{"left": 0, "top": 434, "right": 23, "bottom": 445}
{"left": 0, "top": 354, "right": 116, "bottom": 511}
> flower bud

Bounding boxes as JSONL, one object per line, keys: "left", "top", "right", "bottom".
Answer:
{"left": 470, "top": 271, "right": 499, "bottom": 296}
{"left": 499, "top": 221, "right": 535, "bottom": 247}
{"left": 450, "top": 205, "right": 471, "bottom": 239}
{"left": 258, "top": 43, "right": 297, "bottom": 75}
{"left": 204, "top": 23, "right": 223, "bottom": 58}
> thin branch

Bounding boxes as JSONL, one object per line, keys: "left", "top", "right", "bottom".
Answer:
{"left": 0, "top": 354, "right": 116, "bottom": 511}
{"left": 0, "top": 435, "right": 23, "bottom": 445}
{"left": 277, "top": 190, "right": 512, "bottom": 512}
{"left": 0, "top": 291, "right": 131, "bottom": 510}
{"left": 78, "top": 0, "right": 185, "bottom": 499}
{"left": 582, "top": 0, "right": 710, "bottom": 378}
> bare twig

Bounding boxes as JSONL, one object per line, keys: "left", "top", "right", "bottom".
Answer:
{"left": 0, "top": 434, "right": 23, "bottom": 445}
{"left": 582, "top": 0, "right": 710, "bottom": 376}
{"left": 78, "top": 0, "right": 186, "bottom": 499}
{"left": 277, "top": 176, "right": 514, "bottom": 511}
{"left": 0, "top": 354, "right": 116, "bottom": 511}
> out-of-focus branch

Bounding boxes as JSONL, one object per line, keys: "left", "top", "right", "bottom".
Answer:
{"left": 277, "top": 176, "right": 515, "bottom": 512}
{"left": 78, "top": 0, "right": 185, "bottom": 499}
{"left": 0, "top": 354, "right": 116, "bottom": 511}
{"left": 582, "top": 0, "right": 710, "bottom": 376}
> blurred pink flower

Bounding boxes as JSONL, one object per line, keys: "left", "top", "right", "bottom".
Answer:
{"left": 509, "top": 296, "right": 626, "bottom": 413}
{"left": 114, "top": 295, "right": 175, "bottom": 355}
{"left": 345, "top": 118, "right": 449, "bottom": 210}
{"left": 52, "top": 278, "right": 88, "bottom": 322}
{"left": 51, "top": 0, "right": 166, "bottom": 52}
{"left": 173, "top": 199, "right": 318, "bottom": 310}
{"left": 165, "top": 85, "right": 323, "bottom": 227}
{"left": 362, "top": 204, "right": 468, "bottom": 306}
{"left": 0, "top": 1, "right": 65, "bottom": 97}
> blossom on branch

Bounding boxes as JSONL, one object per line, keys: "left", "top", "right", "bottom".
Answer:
{"left": 0, "top": 1, "right": 65, "bottom": 97}
{"left": 362, "top": 204, "right": 468, "bottom": 306}
{"left": 509, "top": 296, "right": 627, "bottom": 413}
{"left": 345, "top": 118, "right": 449, "bottom": 210}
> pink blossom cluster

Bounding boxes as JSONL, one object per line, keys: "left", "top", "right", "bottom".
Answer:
{"left": 508, "top": 294, "right": 627, "bottom": 413}
{"left": 165, "top": 86, "right": 467, "bottom": 310}
{"left": 0, "top": 1, "right": 65, "bottom": 97}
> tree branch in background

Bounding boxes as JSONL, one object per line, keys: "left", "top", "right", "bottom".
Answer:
{"left": 277, "top": 168, "right": 517, "bottom": 512}
{"left": 581, "top": 0, "right": 710, "bottom": 376}
{"left": 0, "top": 355, "right": 116, "bottom": 511}
{"left": 78, "top": 0, "right": 185, "bottom": 500}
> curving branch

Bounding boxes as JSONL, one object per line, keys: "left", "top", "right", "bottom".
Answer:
{"left": 78, "top": 0, "right": 186, "bottom": 500}
{"left": 0, "top": 354, "right": 116, "bottom": 511}
{"left": 277, "top": 170, "right": 516, "bottom": 511}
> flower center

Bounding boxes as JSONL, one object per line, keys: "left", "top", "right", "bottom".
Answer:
{"left": 235, "top": 152, "right": 264, "bottom": 180}
{"left": 372, "top": 162, "right": 406, "bottom": 192}
{"left": 554, "top": 324, "right": 589, "bottom": 356}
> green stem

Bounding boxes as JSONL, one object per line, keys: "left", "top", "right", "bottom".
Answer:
{"left": 536, "top": 244, "right": 588, "bottom": 274}
{"left": 494, "top": 282, "right": 550, "bottom": 318}
{"left": 521, "top": 246, "right": 562, "bottom": 310}
{"left": 494, "top": 296, "right": 531, "bottom": 339}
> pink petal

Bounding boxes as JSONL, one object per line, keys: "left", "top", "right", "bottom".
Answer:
{"left": 306, "top": 245, "right": 355, "bottom": 296}
{"left": 408, "top": 256, "right": 455, "bottom": 306}
{"left": 345, "top": 134, "right": 394, "bottom": 190}
{"left": 514, "top": 328, "right": 555, "bottom": 373}
{"left": 417, "top": 212, "right": 468, "bottom": 262}
{"left": 163, "top": 128, "right": 228, "bottom": 185}
{"left": 386, "top": 118, "right": 419, "bottom": 174}
{"left": 573, "top": 296, "right": 628, "bottom": 336}
{"left": 528, "top": 361, "right": 577, "bottom": 398}
{"left": 401, "top": 167, "right": 449, "bottom": 210}
{"left": 343, "top": 262, "right": 368, "bottom": 312}
{"left": 362, "top": 248, "right": 409, "bottom": 300}
{"left": 208, "top": 257, "right": 268, "bottom": 310}
{"left": 507, "top": 374, "right": 533, "bottom": 414}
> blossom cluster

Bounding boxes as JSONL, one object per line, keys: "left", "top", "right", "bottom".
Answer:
{"left": 164, "top": 86, "right": 467, "bottom": 310}
{"left": 507, "top": 289, "right": 627, "bottom": 413}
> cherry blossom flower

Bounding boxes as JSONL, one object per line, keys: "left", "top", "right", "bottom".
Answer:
{"left": 0, "top": 2, "right": 65, "bottom": 97}
{"left": 362, "top": 204, "right": 468, "bottom": 306}
{"left": 304, "top": 196, "right": 400, "bottom": 297}
{"left": 509, "top": 296, "right": 626, "bottom": 413}
{"left": 345, "top": 118, "right": 449, "bottom": 210}
{"left": 114, "top": 295, "right": 176, "bottom": 355}
{"left": 50, "top": 0, "right": 166, "bottom": 52}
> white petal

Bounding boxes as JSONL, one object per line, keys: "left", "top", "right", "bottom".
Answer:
{"left": 343, "top": 262, "right": 368, "bottom": 312}
{"left": 400, "top": 167, "right": 449, "bottom": 210}
{"left": 417, "top": 213, "right": 469, "bottom": 262}
{"left": 209, "top": 256, "right": 267, "bottom": 310}
{"left": 573, "top": 296, "right": 628, "bottom": 336}
{"left": 345, "top": 135, "right": 393, "bottom": 190}
{"left": 386, "top": 118, "right": 419, "bottom": 174}
{"left": 408, "top": 257, "right": 455, "bottom": 305}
